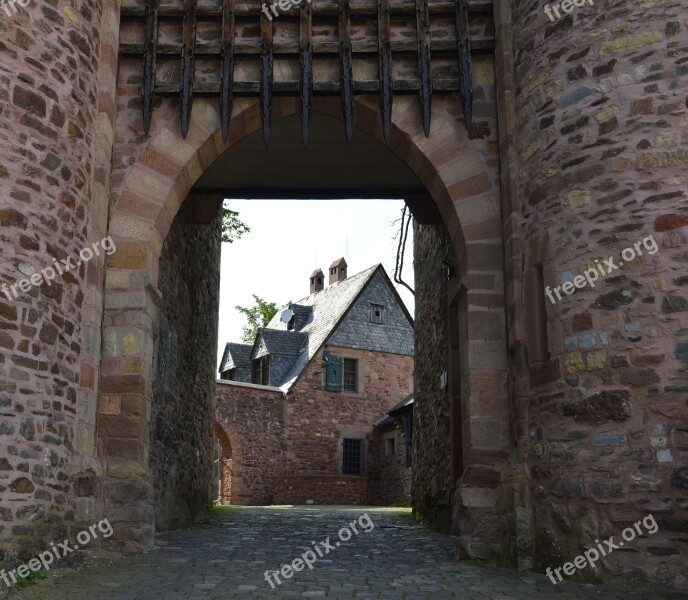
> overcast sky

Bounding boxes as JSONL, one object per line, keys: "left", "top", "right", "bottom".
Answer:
{"left": 216, "top": 199, "right": 415, "bottom": 369}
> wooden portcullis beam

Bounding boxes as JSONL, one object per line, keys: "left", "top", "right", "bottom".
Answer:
{"left": 180, "top": 0, "right": 198, "bottom": 139}
{"left": 260, "top": 12, "right": 274, "bottom": 147}
{"left": 338, "top": 0, "right": 354, "bottom": 143}
{"left": 299, "top": 0, "right": 313, "bottom": 147}
{"left": 128, "top": 0, "right": 482, "bottom": 140}
{"left": 220, "top": 0, "right": 235, "bottom": 143}
{"left": 415, "top": 0, "right": 432, "bottom": 137}
{"left": 142, "top": 0, "right": 160, "bottom": 136}
{"left": 377, "top": 0, "right": 393, "bottom": 143}
{"left": 455, "top": 0, "right": 473, "bottom": 131}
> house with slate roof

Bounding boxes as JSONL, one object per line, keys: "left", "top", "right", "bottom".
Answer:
{"left": 215, "top": 259, "right": 414, "bottom": 506}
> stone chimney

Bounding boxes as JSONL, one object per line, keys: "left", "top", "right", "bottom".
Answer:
{"left": 329, "top": 258, "right": 347, "bottom": 284}
{"left": 310, "top": 268, "right": 324, "bottom": 294}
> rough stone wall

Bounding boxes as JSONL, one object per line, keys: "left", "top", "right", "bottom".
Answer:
{"left": 274, "top": 475, "right": 368, "bottom": 505}
{"left": 286, "top": 346, "right": 414, "bottom": 475}
{"left": 215, "top": 381, "right": 286, "bottom": 505}
{"left": 149, "top": 200, "right": 221, "bottom": 530}
{"left": 0, "top": 0, "right": 105, "bottom": 558}
{"left": 507, "top": 0, "right": 688, "bottom": 587}
{"left": 367, "top": 422, "right": 412, "bottom": 505}
{"left": 411, "top": 223, "right": 453, "bottom": 531}
{"left": 215, "top": 348, "right": 413, "bottom": 504}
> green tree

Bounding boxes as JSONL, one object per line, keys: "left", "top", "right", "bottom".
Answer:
{"left": 236, "top": 295, "right": 279, "bottom": 344}
{"left": 222, "top": 203, "right": 250, "bottom": 244}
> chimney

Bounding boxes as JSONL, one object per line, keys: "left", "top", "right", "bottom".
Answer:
{"left": 329, "top": 257, "right": 348, "bottom": 284}
{"left": 310, "top": 268, "right": 324, "bottom": 294}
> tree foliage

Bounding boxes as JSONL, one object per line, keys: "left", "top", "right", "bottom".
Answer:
{"left": 236, "top": 295, "right": 279, "bottom": 344}
{"left": 222, "top": 204, "right": 250, "bottom": 244}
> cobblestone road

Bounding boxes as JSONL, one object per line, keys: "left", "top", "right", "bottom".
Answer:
{"left": 6, "top": 507, "right": 686, "bottom": 600}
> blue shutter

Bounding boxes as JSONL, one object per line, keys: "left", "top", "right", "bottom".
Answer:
{"left": 325, "top": 355, "right": 343, "bottom": 391}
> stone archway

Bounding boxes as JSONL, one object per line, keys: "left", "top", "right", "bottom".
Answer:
{"left": 214, "top": 422, "right": 233, "bottom": 505}
{"left": 99, "top": 93, "right": 510, "bottom": 553}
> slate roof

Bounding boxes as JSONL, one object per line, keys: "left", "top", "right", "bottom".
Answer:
{"left": 219, "top": 342, "right": 253, "bottom": 374}
{"left": 253, "top": 329, "right": 307, "bottom": 359}
{"left": 266, "top": 265, "right": 380, "bottom": 391}
{"left": 221, "top": 264, "right": 413, "bottom": 392}
{"left": 374, "top": 393, "right": 414, "bottom": 428}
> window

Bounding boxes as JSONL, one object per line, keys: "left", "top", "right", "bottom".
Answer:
{"left": 371, "top": 303, "right": 384, "bottom": 324}
{"left": 252, "top": 356, "right": 270, "bottom": 385}
{"left": 343, "top": 438, "right": 363, "bottom": 475}
{"left": 324, "top": 354, "right": 359, "bottom": 393}
{"left": 343, "top": 358, "right": 358, "bottom": 392}
{"left": 385, "top": 437, "right": 395, "bottom": 458}
{"left": 220, "top": 369, "right": 235, "bottom": 381}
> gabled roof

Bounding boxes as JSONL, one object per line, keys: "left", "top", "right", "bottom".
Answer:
{"left": 266, "top": 265, "right": 380, "bottom": 391}
{"left": 221, "top": 264, "right": 413, "bottom": 392}
{"left": 219, "top": 342, "right": 253, "bottom": 374}
{"left": 252, "top": 329, "right": 307, "bottom": 359}
{"left": 374, "top": 393, "right": 414, "bottom": 427}
{"left": 330, "top": 257, "right": 347, "bottom": 268}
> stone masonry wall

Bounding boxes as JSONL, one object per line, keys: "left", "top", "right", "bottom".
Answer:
{"left": 286, "top": 346, "right": 414, "bottom": 477}
{"left": 367, "top": 422, "right": 412, "bottom": 505}
{"left": 0, "top": 0, "right": 104, "bottom": 559}
{"left": 215, "top": 381, "right": 286, "bottom": 505}
{"left": 215, "top": 347, "right": 413, "bottom": 505}
{"left": 411, "top": 223, "right": 454, "bottom": 531}
{"left": 508, "top": 0, "right": 688, "bottom": 587}
{"left": 149, "top": 199, "right": 221, "bottom": 530}
{"left": 274, "top": 475, "right": 367, "bottom": 505}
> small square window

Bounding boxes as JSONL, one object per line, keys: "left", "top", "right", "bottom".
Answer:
{"left": 371, "top": 303, "right": 384, "bottom": 324}
{"left": 343, "top": 358, "right": 358, "bottom": 393}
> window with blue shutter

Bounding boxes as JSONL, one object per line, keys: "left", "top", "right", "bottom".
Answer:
{"left": 325, "top": 355, "right": 343, "bottom": 391}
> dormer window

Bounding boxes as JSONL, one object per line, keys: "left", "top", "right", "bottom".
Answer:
{"left": 371, "top": 303, "right": 384, "bottom": 324}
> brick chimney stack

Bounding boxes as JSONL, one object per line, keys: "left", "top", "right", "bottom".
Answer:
{"left": 310, "top": 268, "right": 324, "bottom": 294}
{"left": 329, "top": 258, "right": 348, "bottom": 284}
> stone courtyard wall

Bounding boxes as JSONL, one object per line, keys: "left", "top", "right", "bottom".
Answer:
{"left": 411, "top": 223, "right": 454, "bottom": 531}
{"left": 149, "top": 199, "right": 221, "bottom": 530}
{"left": 274, "top": 475, "right": 368, "bottom": 505}
{"left": 215, "top": 381, "right": 286, "bottom": 505}
{"left": 215, "top": 348, "right": 414, "bottom": 505}
{"left": 367, "top": 421, "right": 412, "bottom": 506}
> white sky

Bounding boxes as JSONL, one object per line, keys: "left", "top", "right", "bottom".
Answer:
{"left": 216, "top": 199, "right": 415, "bottom": 369}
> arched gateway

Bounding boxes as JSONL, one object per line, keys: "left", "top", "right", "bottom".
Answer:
{"left": 0, "top": 0, "right": 686, "bottom": 588}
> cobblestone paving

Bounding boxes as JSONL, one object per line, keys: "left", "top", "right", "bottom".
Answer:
{"left": 7, "top": 507, "right": 686, "bottom": 600}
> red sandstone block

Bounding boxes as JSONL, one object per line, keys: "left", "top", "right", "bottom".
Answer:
{"left": 101, "top": 375, "right": 147, "bottom": 394}
{"left": 654, "top": 214, "right": 688, "bottom": 232}
{"left": 631, "top": 98, "right": 653, "bottom": 115}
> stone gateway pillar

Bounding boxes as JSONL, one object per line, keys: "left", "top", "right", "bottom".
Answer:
{"left": 504, "top": 0, "right": 688, "bottom": 586}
